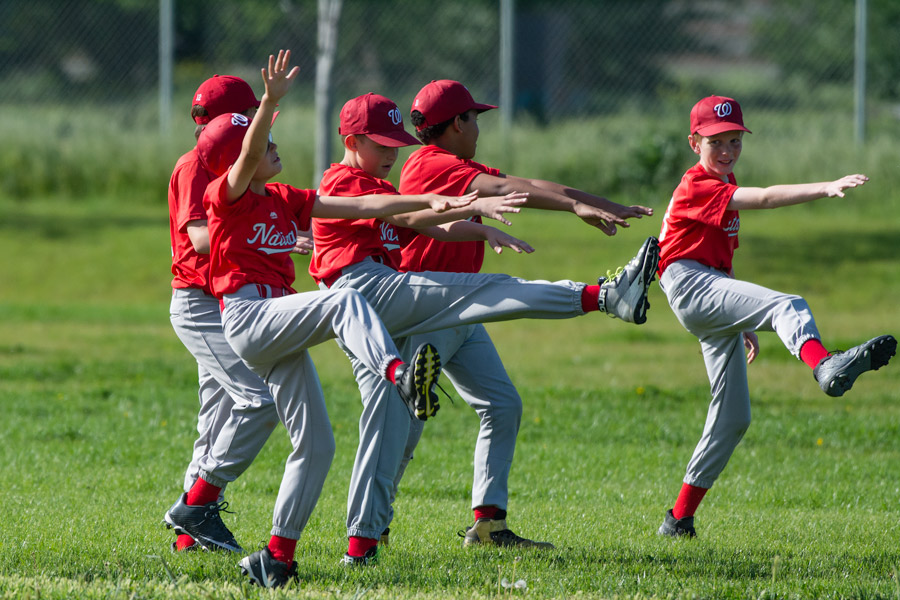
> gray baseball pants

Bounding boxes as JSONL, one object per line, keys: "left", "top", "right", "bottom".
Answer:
{"left": 340, "top": 324, "right": 522, "bottom": 539}
{"left": 169, "top": 288, "right": 278, "bottom": 493}
{"left": 220, "top": 284, "right": 405, "bottom": 539}
{"left": 660, "top": 259, "right": 821, "bottom": 488}
{"left": 326, "top": 259, "right": 583, "bottom": 539}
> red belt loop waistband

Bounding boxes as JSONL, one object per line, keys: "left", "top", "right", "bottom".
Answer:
{"left": 322, "top": 270, "right": 343, "bottom": 288}
{"left": 254, "top": 284, "right": 290, "bottom": 298}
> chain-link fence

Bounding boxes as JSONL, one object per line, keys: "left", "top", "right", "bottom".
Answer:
{"left": 2, "top": 0, "right": 897, "bottom": 124}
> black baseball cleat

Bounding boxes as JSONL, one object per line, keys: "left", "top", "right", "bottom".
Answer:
{"left": 239, "top": 547, "right": 298, "bottom": 588}
{"left": 459, "top": 518, "right": 554, "bottom": 549}
{"left": 597, "top": 236, "right": 660, "bottom": 324}
{"left": 813, "top": 334, "right": 896, "bottom": 397}
{"left": 657, "top": 509, "right": 697, "bottom": 538}
{"left": 396, "top": 343, "right": 443, "bottom": 421}
{"left": 340, "top": 545, "right": 379, "bottom": 566}
{"left": 163, "top": 493, "right": 243, "bottom": 553}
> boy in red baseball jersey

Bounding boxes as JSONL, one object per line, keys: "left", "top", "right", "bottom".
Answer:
{"left": 313, "top": 91, "right": 660, "bottom": 563}
{"left": 396, "top": 79, "right": 658, "bottom": 547}
{"left": 655, "top": 95, "right": 896, "bottom": 538}
{"left": 167, "top": 73, "right": 281, "bottom": 554}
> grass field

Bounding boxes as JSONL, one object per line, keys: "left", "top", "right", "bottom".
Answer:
{"left": 0, "top": 180, "right": 898, "bottom": 599}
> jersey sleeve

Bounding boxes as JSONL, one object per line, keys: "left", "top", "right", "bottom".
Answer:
{"left": 279, "top": 184, "right": 317, "bottom": 231}
{"left": 671, "top": 173, "right": 738, "bottom": 228}
{"left": 171, "top": 160, "right": 212, "bottom": 232}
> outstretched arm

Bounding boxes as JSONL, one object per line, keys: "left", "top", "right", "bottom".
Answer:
{"left": 469, "top": 172, "right": 652, "bottom": 236}
{"left": 418, "top": 221, "right": 535, "bottom": 255}
{"left": 728, "top": 174, "right": 868, "bottom": 210}
{"left": 311, "top": 191, "right": 476, "bottom": 219}
{"left": 384, "top": 192, "right": 527, "bottom": 228}
{"left": 225, "top": 50, "right": 299, "bottom": 203}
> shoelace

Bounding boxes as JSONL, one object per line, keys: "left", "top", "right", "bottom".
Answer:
{"left": 435, "top": 381, "right": 454, "bottom": 405}
{"left": 203, "top": 500, "right": 234, "bottom": 519}
{"left": 601, "top": 266, "right": 624, "bottom": 284}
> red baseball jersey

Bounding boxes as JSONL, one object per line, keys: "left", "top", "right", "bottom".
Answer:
{"left": 657, "top": 162, "right": 741, "bottom": 276}
{"left": 204, "top": 174, "right": 316, "bottom": 298}
{"left": 398, "top": 145, "right": 501, "bottom": 273}
{"left": 168, "top": 148, "right": 215, "bottom": 294}
{"left": 310, "top": 163, "right": 416, "bottom": 285}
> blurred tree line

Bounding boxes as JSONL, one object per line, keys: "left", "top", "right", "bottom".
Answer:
{"left": 0, "top": 0, "right": 896, "bottom": 116}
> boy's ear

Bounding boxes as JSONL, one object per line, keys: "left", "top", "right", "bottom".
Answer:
{"left": 688, "top": 133, "right": 701, "bottom": 155}
{"left": 343, "top": 134, "right": 358, "bottom": 151}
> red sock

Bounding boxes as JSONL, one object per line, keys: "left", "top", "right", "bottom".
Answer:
{"left": 474, "top": 505, "right": 499, "bottom": 521}
{"left": 581, "top": 285, "right": 600, "bottom": 313}
{"left": 268, "top": 535, "right": 297, "bottom": 565}
{"left": 386, "top": 359, "right": 403, "bottom": 384}
{"left": 800, "top": 339, "right": 831, "bottom": 369}
{"left": 185, "top": 478, "right": 221, "bottom": 506}
{"left": 347, "top": 536, "right": 378, "bottom": 557}
{"left": 672, "top": 483, "right": 708, "bottom": 520}
{"left": 175, "top": 534, "right": 196, "bottom": 551}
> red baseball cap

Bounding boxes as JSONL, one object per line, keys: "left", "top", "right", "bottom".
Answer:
{"left": 411, "top": 80, "right": 497, "bottom": 130}
{"left": 197, "top": 112, "right": 279, "bottom": 177}
{"left": 339, "top": 93, "right": 420, "bottom": 147}
{"left": 192, "top": 75, "right": 260, "bottom": 125}
{"left": 690, "top": 95, "right": 751, "bottom": 136}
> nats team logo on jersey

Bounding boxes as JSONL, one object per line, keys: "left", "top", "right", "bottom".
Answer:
{"left": 380, "top": 221, "right": 400, "bottom": 251}
{"left": 247, "top": 222, "right": 297, "bottom": 255}
{"left": 723, "top": 215, "right": 740, "bottom": 237}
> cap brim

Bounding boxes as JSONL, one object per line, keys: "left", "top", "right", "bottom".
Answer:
{"left": 473, "top": 102, "right": 498, "bottom": 113}
{"left": 694, "top": 123, "right": 751, "bottom": 136}
{"left": 366, "top": 130, "right": 422, "bottom": 147}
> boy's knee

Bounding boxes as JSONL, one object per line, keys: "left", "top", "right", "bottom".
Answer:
{"left": 481, "top": 394, "right": 523, "bottom": 424}
{"left": 724, "top": 413, "right": 751, "bottom": 438}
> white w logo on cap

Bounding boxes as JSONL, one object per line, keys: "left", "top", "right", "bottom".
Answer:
{"left": 388, "top": 108, "right": 402, "bottom": 125}
{"left": 231, "top": 113, "right": 250, "bottom": 127}
{"left": 714, "top": 102, "right": 733, "bottom": 118}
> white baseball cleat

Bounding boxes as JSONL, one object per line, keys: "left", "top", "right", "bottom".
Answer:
{"left": 597, "top": 236, "right": 660, "bottom": 324}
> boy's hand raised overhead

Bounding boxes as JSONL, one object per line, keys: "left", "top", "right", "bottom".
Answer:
{"left": 261, "top": 50, "right": 300, "bottom": 104}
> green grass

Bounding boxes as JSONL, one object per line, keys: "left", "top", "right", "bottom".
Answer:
{"left": 0, "top": 189, "right": 898, "bottom": 599}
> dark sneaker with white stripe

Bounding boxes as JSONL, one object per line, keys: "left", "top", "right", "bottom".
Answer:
{"left": 239, "top": 547, "right": 298, "bottom": 588}
{"left": 163, "top": 493, "right": 243, "bottom": 553}
{"left": 657, "top": 509, "right": 696, "bottom": 538}
{"left": 460, "top": 518, "right": 554, "bottom": 549}
{"left": 597, "top": 236, "right": 660, "bottom": 324}
{"left": 814, "top": 334, "right": 896, "bottom": 397}
{"left": 396, "top": 343, "right": 443, "bottom": 421}
{"left": 340, "top": 545, "right": 379, "bottom": 566}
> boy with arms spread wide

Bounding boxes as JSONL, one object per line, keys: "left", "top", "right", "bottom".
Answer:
{"left": 312, "top": 91, "right": 659, "bottom": 563}
{"left": 392, "top": 80, "right": 657, "bottom": 549}
{"left": 654, "top": 95, "right": 895, "bottom": 538}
